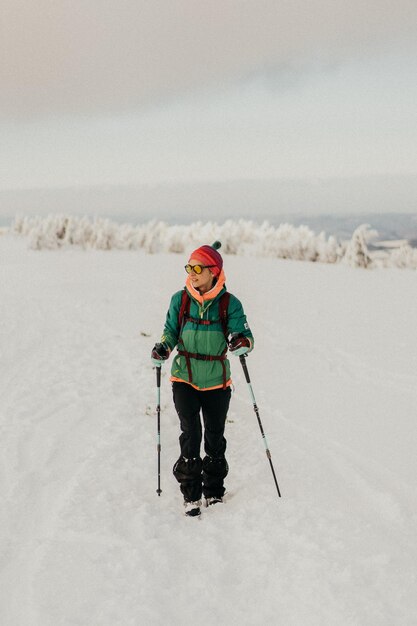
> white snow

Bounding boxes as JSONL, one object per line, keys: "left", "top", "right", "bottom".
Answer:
{"left": 1, "top": 233, "right": 416, "bottom": 626}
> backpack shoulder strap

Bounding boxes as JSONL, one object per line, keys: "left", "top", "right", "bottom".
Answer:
{"left": 178, "top": 289, "right": 191, "bottom": 332}
{"left": 218, "top": 291, "right": 230, "bottom": 340}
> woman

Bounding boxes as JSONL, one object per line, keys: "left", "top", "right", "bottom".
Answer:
{"left": 151, "top": 241, "right": 254, "bottom": 517}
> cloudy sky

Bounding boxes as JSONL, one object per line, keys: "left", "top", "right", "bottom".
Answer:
{"left": 1, "top": 0, "right": 417, "bottom": 215}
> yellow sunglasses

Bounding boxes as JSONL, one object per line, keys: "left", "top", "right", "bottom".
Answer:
{"left": 184, "top": 264, "right": 216, "bottom": 275}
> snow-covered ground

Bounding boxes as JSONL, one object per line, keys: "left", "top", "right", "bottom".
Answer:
{"left": 1, "top": 233, "right": 416, "bottom": 626}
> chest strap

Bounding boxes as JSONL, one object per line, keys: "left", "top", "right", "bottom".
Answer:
{"left": 184, "top": 316, "right": 216, "bottom": 326}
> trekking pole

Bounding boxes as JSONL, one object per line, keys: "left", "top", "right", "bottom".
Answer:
{"left": 156, "top": 364, "right": 162, "bottom": 496}
{"left": 239, "top": 354, "right": 281, "bottom": 497}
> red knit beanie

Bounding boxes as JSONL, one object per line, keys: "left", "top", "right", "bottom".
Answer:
{"left": 189, "top": 241, "right": 223, "bottom": 277}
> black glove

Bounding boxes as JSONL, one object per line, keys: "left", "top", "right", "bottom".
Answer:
{"left": 151, "top": 342, "right": 170, "bottom": 364}
{"left": 228, "top": 333, "right": 251, "bottom": 356}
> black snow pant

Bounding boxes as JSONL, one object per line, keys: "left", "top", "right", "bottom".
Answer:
{"left": 172, "top": 381, "right": 231, "bottom": 502}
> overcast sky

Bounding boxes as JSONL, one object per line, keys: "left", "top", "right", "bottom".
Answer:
{"left": 1, "top": 1, "right": 417, "bottom": 215}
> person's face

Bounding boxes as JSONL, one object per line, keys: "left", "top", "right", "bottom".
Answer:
{"left": 187, "top": 258, "right": 215, "bottom": 292}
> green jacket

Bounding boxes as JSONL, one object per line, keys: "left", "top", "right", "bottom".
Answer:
{"left": 161, "top": 272, "right": 254, "bottom": 390}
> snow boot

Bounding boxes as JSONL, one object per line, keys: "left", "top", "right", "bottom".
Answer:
{"left": 184, "top": 499, "right": 202, "bottom": 517}
{"left": 204, "top": 496, "right": 223, "bottom": 507}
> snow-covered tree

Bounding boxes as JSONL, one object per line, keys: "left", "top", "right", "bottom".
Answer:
{"left": 342, "top": 224, "right": 377, "bottom": 269}
{"left": 11, "top": 214, "right": 417, "bottom": 270}
{"left": 388, "top": 244, "right": 417, "bottom": 270}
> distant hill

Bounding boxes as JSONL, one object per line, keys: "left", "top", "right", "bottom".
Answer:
{"left": 281, "top": 213, "right": 417, "bottom": 244}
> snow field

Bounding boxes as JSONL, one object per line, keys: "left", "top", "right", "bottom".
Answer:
{"left": 1, "top": 235, "right": 416, "bottom": 625}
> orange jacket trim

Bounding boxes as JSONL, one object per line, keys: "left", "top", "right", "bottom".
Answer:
{"left": 170, "top": 375, "right": 232, "bottom": 391}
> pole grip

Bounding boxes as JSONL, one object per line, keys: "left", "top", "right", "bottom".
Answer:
{"left": 239, "top": 354, "right": 251, "bottom": 383}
